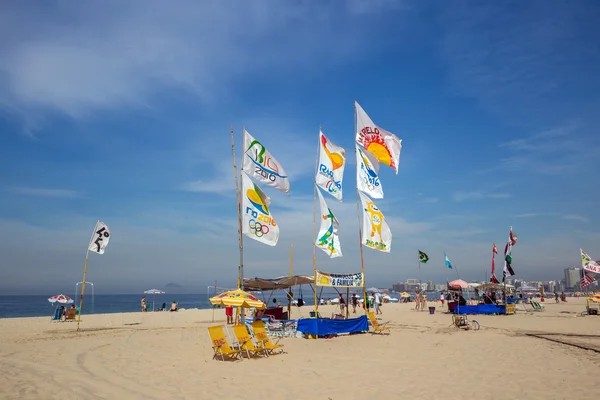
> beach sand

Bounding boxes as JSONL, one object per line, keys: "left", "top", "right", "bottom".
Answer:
{"left": 1, "top": 298, "right": 599, "bottom": 400}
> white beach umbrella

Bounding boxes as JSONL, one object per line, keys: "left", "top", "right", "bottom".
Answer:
{"left": 48, "top": 294, "right": 74, "bottom": 304}
{"left": 143, "top": 289, "right": 166, "bottom": 311}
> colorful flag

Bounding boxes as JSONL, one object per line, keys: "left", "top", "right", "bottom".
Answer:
{"left": 242, "top": 129, "right": 290, "bottom": 193}
{"left": 358, "top": 191, "right": 392, "bottom": 253}
{"left": 503, "top": 228, "right": 517, "bottom": 281}
{"left": 491, "top": 243, "right": 499, "bottom": 283}
{"left": 88, "top": 221, "right": 111, "bottom": 255}
{"left": 241, "top": 171, "right": 279, "bottom": 246}
{"left": 581, "top": 249, "right": 600, "bottom": 273}
{"left": 315, "top": 130, "right": 345, "bottom": 201}
{"left": 418, "top": 250, "right": 429, "bottom": 263}
{"left": 315, "top": 187, "right": 342, "bottom": 258}
{"left": 356, "top": 145, "right": 384, "bottom": 199}
{"left": 581, "top": 268, "right": 596, "bottom": 288}
{"left": 355, "top": 101, "right": 402, "bottom": 174}
{"left": 444, "top": 252, "right": 453, "bottom": 269}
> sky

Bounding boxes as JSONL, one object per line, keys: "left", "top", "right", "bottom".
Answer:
{"left": 1, "top": 0, "right": 600, "bottom": 295}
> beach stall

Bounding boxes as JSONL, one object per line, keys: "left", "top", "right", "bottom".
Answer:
{"left": 297, "top": 271, "right": 369, "bottom": 338}
{"left": 452, "top": 282, "right": 516, "bottom": 315}
{"left": 243, "top": 275, "right": 314, "bottom": 320}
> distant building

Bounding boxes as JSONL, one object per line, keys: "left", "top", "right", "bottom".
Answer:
{"left": 427, "top": 280, "right": 434, "bottom": 291}
{"left": 564, "top": 267, "right": 581, "bottom": 289}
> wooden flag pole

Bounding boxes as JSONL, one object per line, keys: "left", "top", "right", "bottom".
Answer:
{"left": 76, "top": 223, "right": 97, "bottom": 332}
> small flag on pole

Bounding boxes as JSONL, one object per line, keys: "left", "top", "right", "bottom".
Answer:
{"left": 503, "top": 227, "right": 517, "bottom": 281}
{"left": 581, "top": 269, "right": 596, "bottom": 288}
{"left": 88, "top": 221, "right": 111, "bottom": 255}
{"left": 444, "top": 252, "right": 453, "bottom": 269}
{"left": 490, "top": 243, "right": 499, "bottom": 283}
{"left": 418, "top": 250, "right": 429, "bottom": 263}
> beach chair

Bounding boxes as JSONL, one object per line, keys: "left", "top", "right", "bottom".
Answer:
{"left": 63, "top": 308, "right": 76, "bottom": 322}
{"left": 530, "top": 300, "right": 545, "bottom": 312}
{"left": 367, "top": 312, "right": 390, "bottom": 334}
{"left": 208, "top": 325, "right": 243, "bottom": 361}
{"left": 250, "top": 321, "right": 284, "bottom": 355}
{"left": 232, "top": 325, "right": 268, "bottom": 358}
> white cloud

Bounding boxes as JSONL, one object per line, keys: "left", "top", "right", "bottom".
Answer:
{"left": 0, "top": 1, "right": 406, "bottom": 124}
{"left": 453, "top": 190, "right": 510, "bottom": 202}
{"left": 562, "top": 214, "right": 589, "bottom": 224}
{"left": 6, "top": 186, "right": 82, "bottom": 198}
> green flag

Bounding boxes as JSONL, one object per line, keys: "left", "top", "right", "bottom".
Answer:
{"left": 418, "top": 250, "right": 429, "bottom": 263}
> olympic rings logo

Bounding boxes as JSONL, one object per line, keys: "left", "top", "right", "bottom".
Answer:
{"left": 248, "top": 219, "right": 270, "bottom": 237}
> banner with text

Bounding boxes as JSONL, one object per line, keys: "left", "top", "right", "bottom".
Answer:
{"left": 316, "top": 271, "right": 364, "bottom": 288}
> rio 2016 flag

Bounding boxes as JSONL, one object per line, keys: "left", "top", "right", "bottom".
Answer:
{"left": 315, "top": 187, "right": 342, "bottom": 258}
{"left": 355, "top": 101, "right": 402, "bottom": 174}
{"left": 241, "top": 171, "right": 279, "bottom": 246}
{"left": 581, "top": 249, "right": 600, "bottom": 274}
{"left": 356, "top": 145, "right": 383, "bottom": 199}
{"left": 315, "top": 130, "right": 345, "bottom": 201}
{"left": 88, "top": 220, "right": 111, "bottom": 254}
{"left": 358, "top": 191, "right": 392, "bottom": 253}
{"left": 242, "top": 129, "right": 290, "bottom": 194}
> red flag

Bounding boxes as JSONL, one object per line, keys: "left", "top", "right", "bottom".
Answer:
{"left": 490, "top": 243, "right": 499, "bottom": 283}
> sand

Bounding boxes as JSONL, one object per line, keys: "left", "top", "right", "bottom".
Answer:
{"left": 1, "top": 298, "right": 599, "bottom": 400}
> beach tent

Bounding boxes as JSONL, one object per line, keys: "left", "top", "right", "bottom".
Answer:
{"left": 143, "top": 289, "right": 165, "bottom": 311}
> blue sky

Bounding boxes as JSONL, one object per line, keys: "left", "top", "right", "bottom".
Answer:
{"left": 1, "top": 1, "right": 599, "bottom": 294}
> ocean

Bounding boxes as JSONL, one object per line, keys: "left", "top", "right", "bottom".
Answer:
{"left": 0, "top": 291, "right": 440, "bottom": 319}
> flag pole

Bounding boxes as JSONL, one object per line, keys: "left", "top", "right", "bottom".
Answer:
{"left": 312, "top": 129, "right": 321, "bottom": 316}
{"left": 353, "top": 102, "right": 367, "bottom": 314}
{"left": 231, "top": 126, "right": 245, "bottom": 324}
{"left": 288, "top": 244, "right": 293, "bottom": 319}
{"left": 76, "top": 222, "right": 97, "bottom": 332}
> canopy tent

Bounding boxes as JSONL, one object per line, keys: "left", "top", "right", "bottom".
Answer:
{"left": 143, "top": 289, "right": 165, "bottom": 311}
{"left": 475, "top": 283, "right": 515, "bottom": 291}
{"left": 243, "top": 275, "right": 314, "bottom": 291}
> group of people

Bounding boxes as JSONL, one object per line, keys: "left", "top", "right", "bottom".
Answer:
{"left": 141, "top": 296, "right": 178, "bottom": 312}
{"left": 338, "top": 292, "right": 383, "bottom": 315}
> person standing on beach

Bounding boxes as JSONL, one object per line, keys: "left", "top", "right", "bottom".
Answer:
{"left": 440, "top": 292, "right": 445, "bottom": 306}
{"left": 141, "top": 296, "right": 147, "bottom": 312}
{"left": 351, "top": 294, "right": 358, "bottom": 313}
{"left": 374, "top": 292, "right": 382, "bottom": 315}
{"left": 225, "top": 305, "right": 233, "bottom": 324}
{"left": 415, "top": 291, "right": 420, "bottom": 311}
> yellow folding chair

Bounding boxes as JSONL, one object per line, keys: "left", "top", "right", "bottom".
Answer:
{"left": 367, "top": 312, "right": 390, "bottom": 334}
{"left": 251, "top": 321, "right": 284, "bottom": 355}
{"left": 208, "top": 325, "right": 243, "bottom": 361}
{"left": 233, "top": 325, "right": 268, "bottom": 358}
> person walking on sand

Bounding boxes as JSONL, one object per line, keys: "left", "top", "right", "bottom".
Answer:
{"left": 415, "top": 291, "right": 421, "bottom": 311}
{"left": 421, "top": 293, "right": 427, "bottom": 311}
{"left": 351, "top": 294, "right": 358, "bottom": 314}
{"left": 141, "top": 296, "right": 147, "bottom": 312}
{"left": 374, "top": 292, "right": 382, "bottom": 315}
{"left": 440, "top": 292, "right": 445, "bottom": 306}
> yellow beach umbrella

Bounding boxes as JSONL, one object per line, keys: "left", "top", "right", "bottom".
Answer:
{"left": 209, "top": 289, "right": 266, "bottom": 309}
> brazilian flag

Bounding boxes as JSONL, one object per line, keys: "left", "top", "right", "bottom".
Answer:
{"left": 418, "top": 250, "right": 429, "bottom": 263}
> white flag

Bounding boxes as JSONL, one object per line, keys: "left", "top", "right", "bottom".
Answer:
{"left": 241, "top": 171, "right": 279, "bottom": 246}
{"left": 355, "top": 101, "right": 402, "bottom": 174}
{"left": 315, "top": 130, "right": 345, "bottom": 201}
{"left": 315, "top": 187, "right": 342, "bottom": 258}
{"left": 356, "top": 145, "right": 383, "bottom": 199}
{"left": 358, "top": 192, "right": 392, "bottom": 253}
{"left": 88, "top": 220, "right": 111, "bottom": 255}
{"left": 242, "top": 129, "right": 290, "bottom": 193}
{"left": 581, "top": 249, "right": 600, "bottom": 274}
